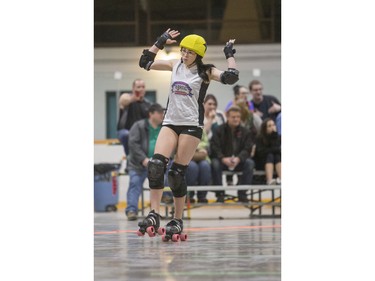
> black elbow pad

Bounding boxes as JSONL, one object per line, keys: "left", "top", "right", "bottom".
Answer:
{"left": 220, "top": 68, "right": 239, "bottom": 85}
{"left": 139, "top": 49, "right": 156, "bottom": 70}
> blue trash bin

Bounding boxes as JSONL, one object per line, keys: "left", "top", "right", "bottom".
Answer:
{"left": 94, "top": 164, "right": 120, "bottom": 212}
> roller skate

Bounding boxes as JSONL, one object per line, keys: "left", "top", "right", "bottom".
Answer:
{"left": 136, "top": 210, "right": 165, "bottom": 237}
{"left": 161, "top": 218, "right": 187, "bottom": 242}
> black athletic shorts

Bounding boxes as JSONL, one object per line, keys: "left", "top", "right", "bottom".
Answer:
{"left": 163, "top": 125, "right": 203, "bottom": 140}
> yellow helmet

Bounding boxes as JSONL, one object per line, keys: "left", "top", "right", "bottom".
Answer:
{"left": 179, "top": 34, "right": 207, "bottom": 57}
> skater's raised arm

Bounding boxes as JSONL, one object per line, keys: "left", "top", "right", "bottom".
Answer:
{"left": 139, "top": 28, "right": 180, "bottom": 71}
{"left": 210, "top": 39, "right": 239, "bottom": 85}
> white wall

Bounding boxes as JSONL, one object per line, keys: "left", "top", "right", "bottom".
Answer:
{"left": 94, "top": 144, "right": 124, "bottom": 164}
{"left": 94, "top": 43, "right": 281, "bottom": 139}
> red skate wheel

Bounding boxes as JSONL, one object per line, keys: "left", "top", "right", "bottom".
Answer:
{"left": 180, "top": 233, "right": 187, "bottom": 241}
{"left": 136, "top": 230, "right": 144, "bottom": 236}
{"left": 158, "top": 227, "right": 165, "bottom": 235}
{"left": 146, "top": 226, "right": 156, "bottom": 237}
{"left": 172, "top": 234, "right": 180, "bottom": 242}
{"left": 161, "top": 235, "right": 169, "bottom": 242}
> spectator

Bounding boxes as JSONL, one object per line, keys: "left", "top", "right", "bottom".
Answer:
{"left": 117, "top": 79, "right": 152, "bottom": 156}
{"left": 186, "top": 130, "right": 211, "bottom": 203}
{"left": 225, "top": 84, "right": 254, "bottom": 112}
{"left": 125, "top": 103, "right": 165, "bottom": 220}
{"left": 251, "top": 118, "right": 281, "bottom": 185}
{"left": 236, "top": 98, "right": 259, "bottom": 137}
{"left": 210, "top": 106, "right": 255, "bottom": 203}
{"left": 249, "top": 80, "right": 281, "bottom": 122}
{"left": 203, "top": 94, "right": 226, "bottom": 141}
{"left": 224, "top": 84, "right": 262, "bottom": 131}
{"left": 227, "top": 97, "right": 258, "bottom": 186}
{"left": 276, "top": 112, "right": 281, "bottom": 136}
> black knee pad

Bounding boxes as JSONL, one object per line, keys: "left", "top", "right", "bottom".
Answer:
{"left": 168, "top": 163, "right": 188, "bottom": 197}
{"left": 148, "top": 154, "right": 169, "bottom": 189}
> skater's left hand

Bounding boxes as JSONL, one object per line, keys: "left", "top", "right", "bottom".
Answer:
{"left": 223, "top": 39, "right": 236, "bottom": 59}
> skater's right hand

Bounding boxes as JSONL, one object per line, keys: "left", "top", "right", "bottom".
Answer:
{"left": 154, "top": 28, "right": 180, "bottom": 49}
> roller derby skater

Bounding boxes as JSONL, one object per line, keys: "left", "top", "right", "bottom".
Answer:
{"left": 137, "top": 27, "right": 239, "bottom": 241}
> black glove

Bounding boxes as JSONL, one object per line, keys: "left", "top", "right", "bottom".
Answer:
{"left": 154, "top": 31, "right": 172, "bottom": 50}
{"left": 223, "top": 42, "right": 236, "bottom": 59}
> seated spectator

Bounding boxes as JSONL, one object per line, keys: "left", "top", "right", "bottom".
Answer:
{"left": 231, "top": 98, "right": 259, "bottom": 186}
{"left": 203, "top": 94, "right": 226, "bottom": 141}
{"left": 204, "top": 93, "right": 234, "bottom": 184}
{"left": 225, "top": 85, "right": 254, "bottom": 112}
{"left": 251, "top": 118, "right": 281, "bottom": 185}
{"left": 236, "top": 98, "right": 259, "bottom": 137}
{"left": 210, "top": 106, "right": 255, "bottom": 203}
{"left": 186, "top": 130, "right": 211, "bottom": 203}
{"left": 125, "top": 103, "right": 165, "bottom": 221}
{"left": 249, "top": 80, "right": 281, "bottom": 122}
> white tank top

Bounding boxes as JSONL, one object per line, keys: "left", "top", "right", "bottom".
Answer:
{"left": 163, "top": 61, "right": 209, "bottom": 127}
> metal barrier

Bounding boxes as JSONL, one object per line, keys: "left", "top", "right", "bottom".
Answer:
{"left": 140, "top": 169, "right": 281, "bottom": 219}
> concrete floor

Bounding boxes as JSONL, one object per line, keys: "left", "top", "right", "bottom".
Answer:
{"left": 94, "top": 205, "right": 281, "bottom": 281}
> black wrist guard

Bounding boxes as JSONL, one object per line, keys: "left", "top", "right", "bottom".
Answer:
{"left": 220, "top": 68, "right": 239, "bottom": 85}
{"left": 139, "top": 49, "right": 156, "bottom": 71}
{"left": 223, "top": 42, "right": 236, "bottom": 59}
{"left": 154, "top": 31, "right": 172, "bottom": 50}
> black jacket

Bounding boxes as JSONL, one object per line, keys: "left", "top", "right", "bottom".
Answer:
{"left": 117, "top": 97, "right": 151, "bottom": 130}
{"left": 254, "top": 131, "right": 281, "bottom": 164}
{"left": 209, "top": 123, "right": 253, "bottom": 163}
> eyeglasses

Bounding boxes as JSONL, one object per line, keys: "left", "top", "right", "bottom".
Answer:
{"left": 180, "top": 48, "right": 196, "bottom": 56}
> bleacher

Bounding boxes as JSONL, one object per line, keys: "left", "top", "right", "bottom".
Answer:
{"left": 140, "top": 170, "right": 281, "bottom": 219}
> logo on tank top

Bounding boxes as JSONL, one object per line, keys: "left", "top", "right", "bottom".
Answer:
{"left": 171, "top": 81, "right": 193, "bottom": 97}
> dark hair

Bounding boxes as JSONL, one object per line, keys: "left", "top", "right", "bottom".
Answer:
{"left": 132, "top": 78, "right": 144, "bottom": 87}
{"left": 233, "top": 85, "right": 243, "bottom": 97}
{"left": 259, "top": 117, "right": 274, "bottom": 144}
{"left": 180, "top": 55, "right": 214, "bottom": 83}
{"left": 195, "top": 56, "right": 215, "bottom": 83}
{"left": 204, "top": 93, "right": 218, "bottom": 105}
{"left": 249, "top": 79, "right": 262, "bottom": 91}
{"left": 148, "top": 103, "right": 165, "bottom": 114}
